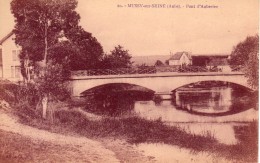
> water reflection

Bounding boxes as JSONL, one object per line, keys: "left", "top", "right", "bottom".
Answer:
{"left": 83, "top": 81, "right": 256, "bottom": 117}
{"left": 175, "top": 88, "right": 232, "bottom": 114}
{"left": 84, "top": 91, "right": 153, "bottom": 116}
{"left": 172, "top": 82, "right": 255, "bottom": 116}
{"left": 82, "top": 81, "right": 258, "bottom": 145}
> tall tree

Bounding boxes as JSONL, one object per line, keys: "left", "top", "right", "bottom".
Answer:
{"left": 243, "top": 40, "right": 259, "bottom": 89}
{"left": 11, "top": 0, "right": 103, "bottom": 120}
{"left": 11, "top": 0, "right": 78, "bottom": 120}
{"left": 229, "top": 35, "right": 259, "bottom": 66}
{"left": 11, "top": 0, "right": 104, "bottom": 72}
{"left": 229, "top": 35, "right": 259, "bottom": 89}
{"left": 11, "top": 0, "right": 80, "bottom": 63}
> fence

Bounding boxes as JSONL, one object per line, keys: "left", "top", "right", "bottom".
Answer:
{"left": 72, "top": 67, "right": 156, "bottom": 76}
{"left": 72, "top": 65, "right": 227, "bottom": 76}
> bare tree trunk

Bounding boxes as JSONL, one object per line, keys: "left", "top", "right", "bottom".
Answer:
{"left": 42, "top": 95, "right": 48, "bottom": 119}
{"left": 43, "top": 19, "right": 48, "bottom": 65}
{"left": 42, "top": 18, "right": 49, "bottom": 119}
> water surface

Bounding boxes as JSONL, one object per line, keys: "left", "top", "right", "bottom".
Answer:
{"left": 83, "top": 81, "right": 258, "bottom": 145}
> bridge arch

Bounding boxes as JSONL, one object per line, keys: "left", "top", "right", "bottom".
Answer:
{"left": 79, "top": 83, "right": 155, "bottom": 97}
{"left": 171, "top": 80, "right": 253, "bottom": 93}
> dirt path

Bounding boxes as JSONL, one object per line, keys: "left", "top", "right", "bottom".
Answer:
{"left": 0, "top": 111, "right": 119, "bottom": 163}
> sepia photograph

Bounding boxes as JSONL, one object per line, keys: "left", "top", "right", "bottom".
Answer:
{"left": 0, "top": 0, "right": 259, "bottom": 162}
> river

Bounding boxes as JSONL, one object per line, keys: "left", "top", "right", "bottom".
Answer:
{"left": 82, "top": 81, "right": 258, "bottom": 161}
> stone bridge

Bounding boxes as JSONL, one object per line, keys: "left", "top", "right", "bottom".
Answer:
{"left": 69, "top": 71, "right": 249, "bottom": 97}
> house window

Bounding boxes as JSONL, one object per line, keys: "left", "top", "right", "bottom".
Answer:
{"left": 12, "top": 50, "right": 20, "bottom": 61}
{"left": 11, "top": 66, "right": 21, "bottom": 78}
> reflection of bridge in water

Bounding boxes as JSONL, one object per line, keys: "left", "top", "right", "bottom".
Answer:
{"left": 69, "top": 71, "right": 249, "bottom": 97}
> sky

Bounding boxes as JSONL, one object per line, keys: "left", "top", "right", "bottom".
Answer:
{"left": 0, "top": 0, "right": 258, "bottom": 56}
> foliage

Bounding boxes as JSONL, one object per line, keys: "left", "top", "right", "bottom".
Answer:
{"left": 243, "top": 46, "right": 259, "bottom": 89}
{"left": 154, "top": 60, "right": 164, "bottom": 66}
{"left": 65, "top": 26, "right": 104, "bottom": 70}
{"left": 229, "top": 35, "right": 259, "bottom": 66}
{"left": 11, "top": 0, "right": 104, "bottom": 72}
{"left": 0, "top": 80, "right": 19, "bottom": 103}
{"left": 11, "top": 0, "right": 79, "bottom": 61}
{"left": 101, "top": 45, "right": 133, "bottom": 68}
{"left": 47, "top": 41, "right": 75, "bottom": 75}
{"left": 10, "top": 0, "right": 104, "bottom": 120}
{"left": 34, "top": 62, "right": 70, "bottom": 101}
{"left": 229, "top": 35, "right": 259, "bottom": 89}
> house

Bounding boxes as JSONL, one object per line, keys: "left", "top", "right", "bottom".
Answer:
{"left": 168, "top": 52, "right": 192, "bottom": 66}
{"left": 0, "top": 31, "right": 23, "bottom": 81}
{"left": 206, "top": 56, "right": 231, "bottom": 72}
{"left": 192, "top": 54, "right": 231, "bottom": 72}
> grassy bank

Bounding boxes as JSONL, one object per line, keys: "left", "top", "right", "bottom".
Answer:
{"left": 0, "top": 129, "right": 85, "bottom": 162}
{"left": 12, "top": 107, "right": 258, "bottom": 162}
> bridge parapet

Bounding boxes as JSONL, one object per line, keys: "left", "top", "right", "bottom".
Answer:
{"left": 71, "top": 67, "right": 157, "bottom": 76}
{"left": 71, "top": 70, "right": 244, "bottom": 80}
{"left": 71, "top": 66, "right": 238, "bottom": 78}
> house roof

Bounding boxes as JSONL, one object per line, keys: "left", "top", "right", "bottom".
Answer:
{"left": 0, "top": 31, "right": 14, "bottom": 45}
{"left": 169, "top": 52, "right": 191, "bottom": 60}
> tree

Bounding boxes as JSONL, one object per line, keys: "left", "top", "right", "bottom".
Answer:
{"left": 11, "top": 0, "right": 80, "bottom": 63}
{"left": 243, "top": 41, "right": 259, "bottom": 89}
{"left": 102, "top": 45, "right": 133, "bottom": 69}
{"left": 155, "top": 60, "right": 164, "bottom": 66}
{"left": 34, "top": 62, "right": 70, "bottom": 121}
{"left": 229, "top": 35, "right": 259, "bottom": 66}
{"left": 10, "top": 0, "right": 103, "bottom": 120}
{"left": 229, "top": 35, "right": 259, "bottom": 89}
{"left": 65, "top": 26, "right": 104, "bottom": 70}
{"left": 11, "top": 0, "right": 104, "bottom": 72}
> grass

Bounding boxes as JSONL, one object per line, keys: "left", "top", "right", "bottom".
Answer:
{"left": 13, "top": 107, "right": 258, "bottom": 162}
{"left": 0, "top": 129, "right": 82, "bottom": 163}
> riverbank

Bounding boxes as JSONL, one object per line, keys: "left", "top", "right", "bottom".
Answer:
{"left": 0, "top": 110, "right": 157, "bottom": 162}
{"left": 1, "top": 105, "right": 257, "bottom": 163}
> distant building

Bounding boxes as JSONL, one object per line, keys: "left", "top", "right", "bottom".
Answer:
{"left": 192, "top": 54, "right": 231, "bottom": 72}
{"left": 0, "top": 31, "right": 23, "bottom": 81}
{"left": 168, "top": 52, "right": 192, "bottom": 66}
{"left": 206, "top": 56, "right": 231, "bottom": 72}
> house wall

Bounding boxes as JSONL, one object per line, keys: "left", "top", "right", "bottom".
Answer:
{"left": 169, "top": 60, "right": 179, "bottom": 65}
{"left": 169, "top": 54, "right": 192, "bottom": 66}
{"left": 180, "top": 54, "right": 191, "bottom": 65}
{"left": 1, "top": 34, "right": 22, "bottom": 81}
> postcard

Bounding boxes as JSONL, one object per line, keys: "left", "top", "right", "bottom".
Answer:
{"left": 0, "top": 0, "right": 258, "bottom": 162}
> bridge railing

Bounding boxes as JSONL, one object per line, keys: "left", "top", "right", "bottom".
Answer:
{"left": 72, "top": 67, "right": 157, "bottom": 76}
{"left": 72, "top": 66, "right": 186, "bottom": 76}
{"left": 71, "top": 66, "right": 234, "bottom": 76}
